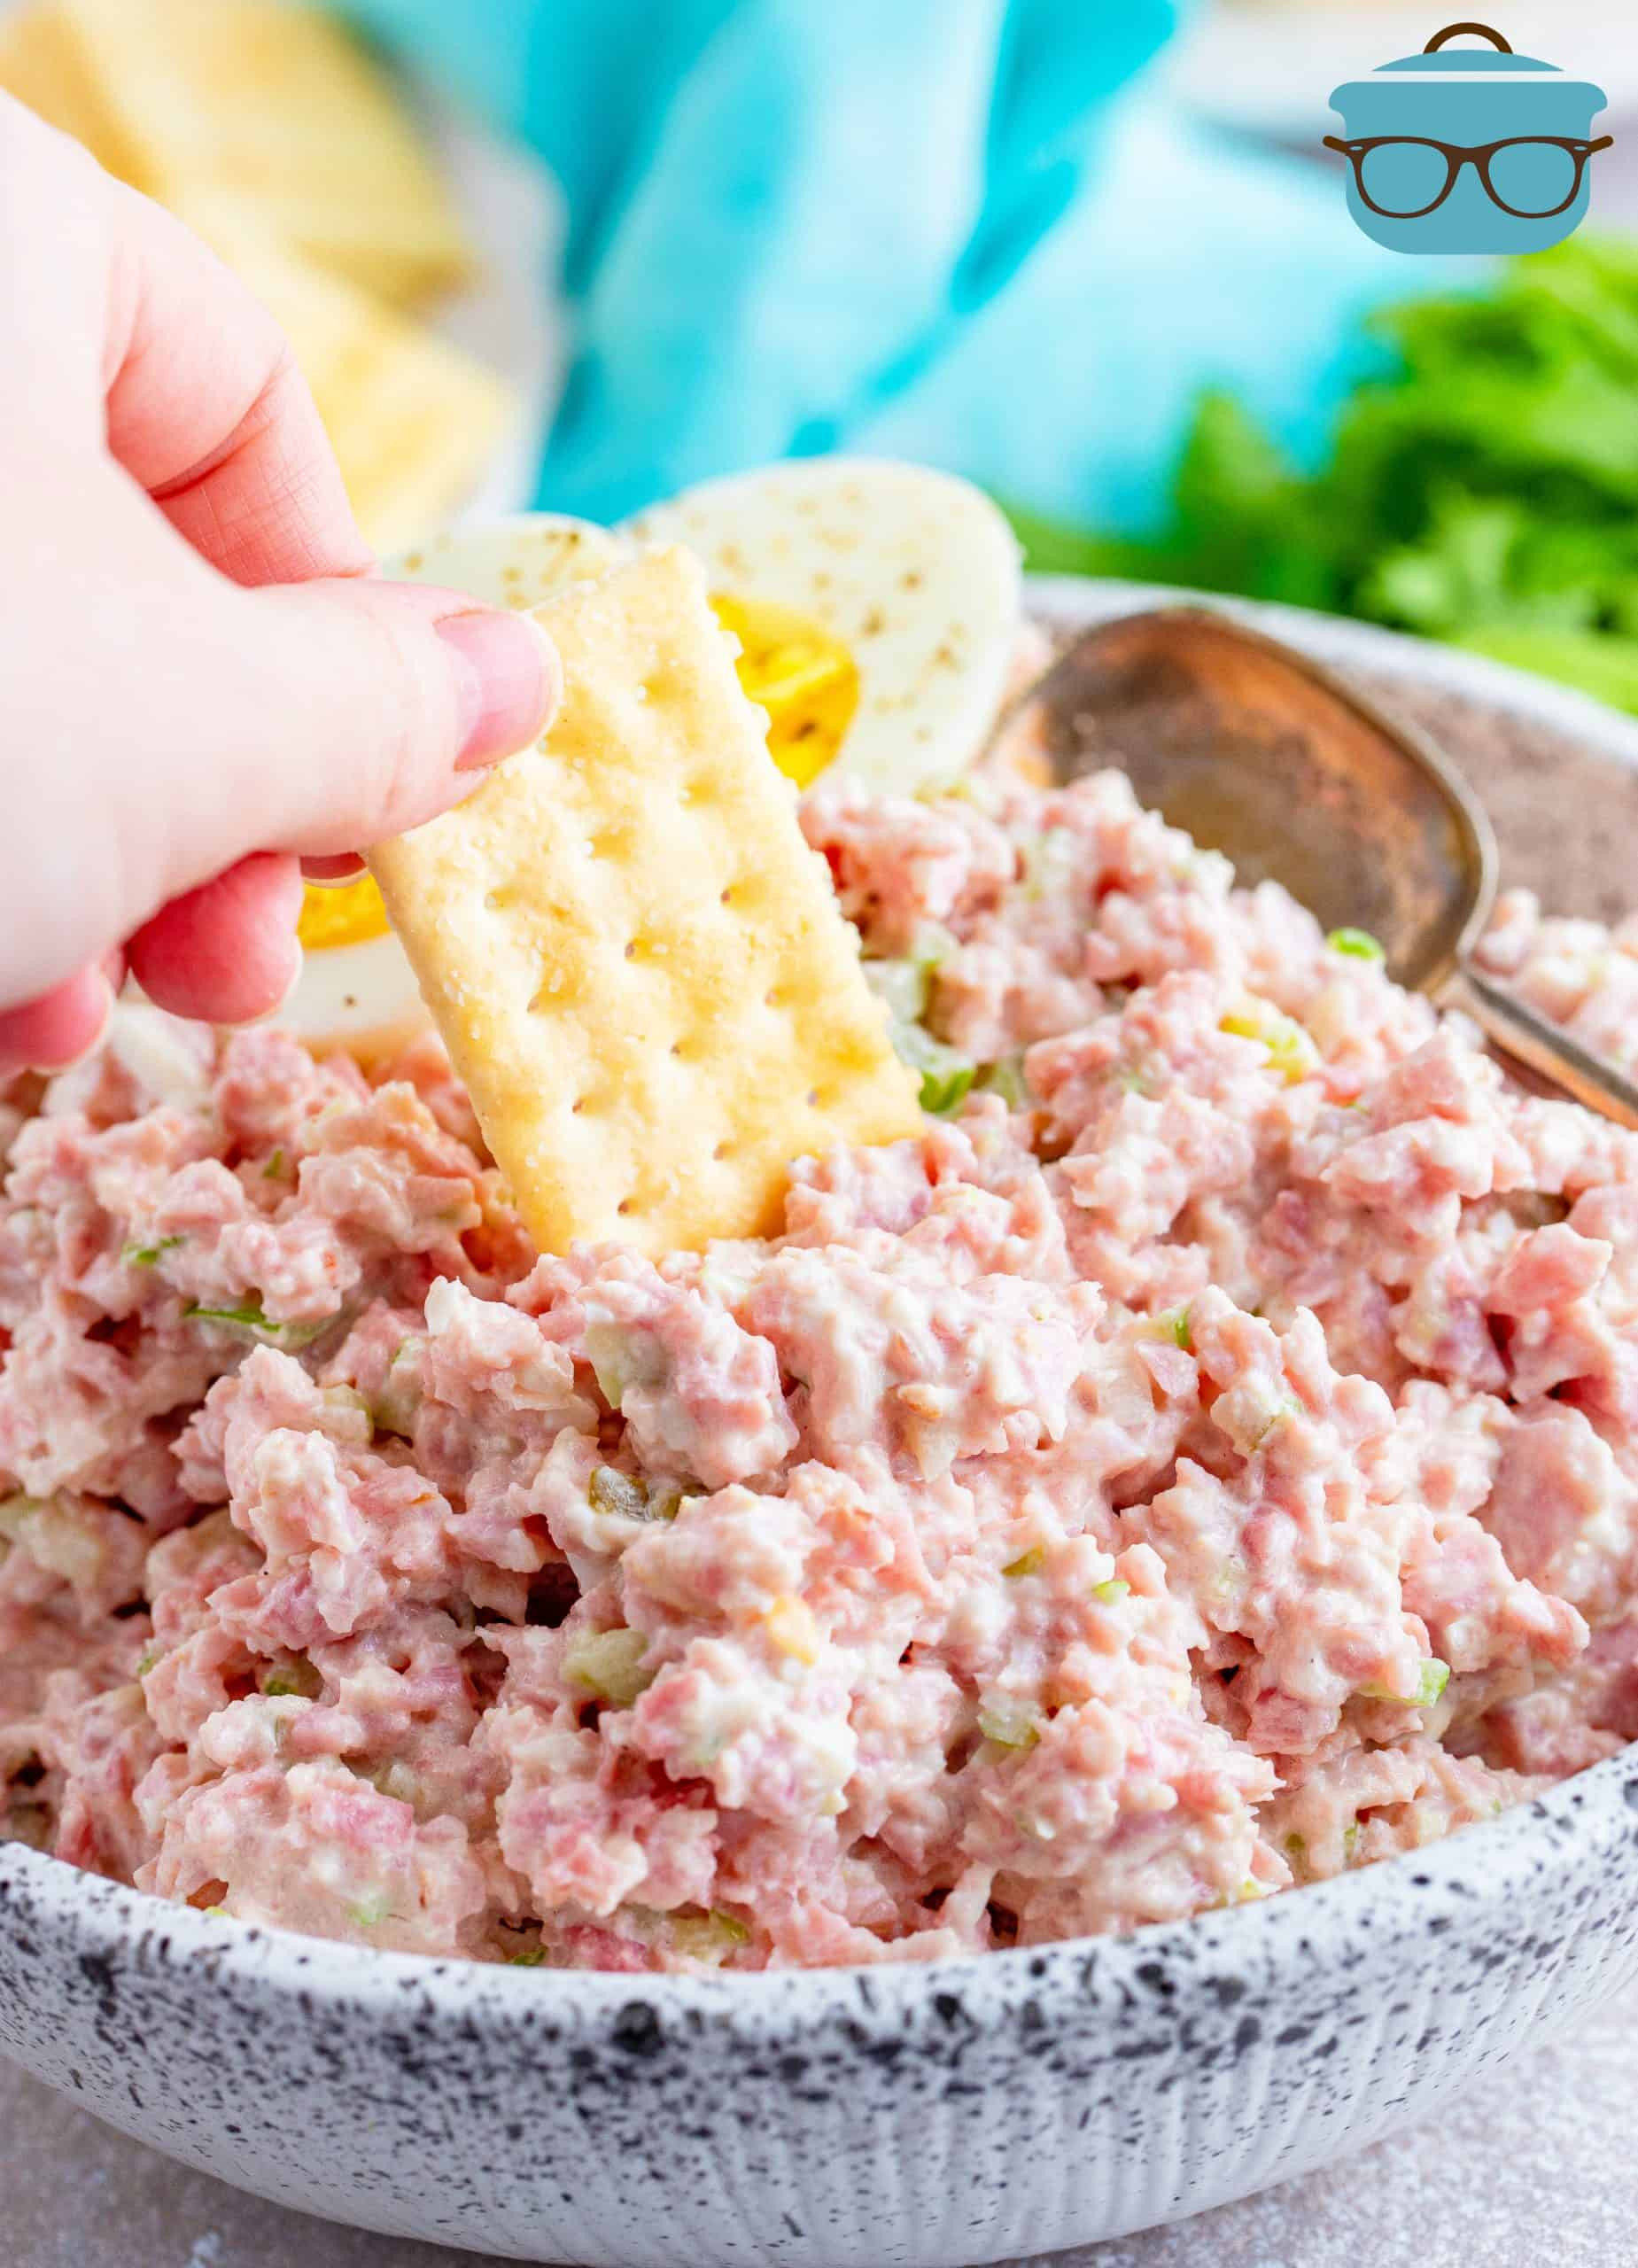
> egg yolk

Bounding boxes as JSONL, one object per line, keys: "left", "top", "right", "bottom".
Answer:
{"left": 710, "top": 593, "right": 859, "bottom": 788}
{"left": 297, "top": 870, "right": 392, "bottom": 951}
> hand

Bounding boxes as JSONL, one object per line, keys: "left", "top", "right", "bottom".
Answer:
{"left": 0, "top": 97, "right": 559, "bottom": 1074}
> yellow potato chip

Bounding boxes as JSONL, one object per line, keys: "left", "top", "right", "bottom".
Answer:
{"left": 369, "top": 548, "right": 921, "bottom": 1257}
{"left": 179, "top": 198, "right": 514, "bottom": 553}
{"left": 0, "top": 0, "right": 471, "bottom": 308}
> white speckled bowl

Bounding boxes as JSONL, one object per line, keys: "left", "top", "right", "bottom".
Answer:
{"left": 4, "top": 583, "right": 1638, "bottom": 2267}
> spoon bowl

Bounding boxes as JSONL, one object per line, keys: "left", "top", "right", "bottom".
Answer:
{"left": 997, "top": 604, "right": 1638, "bottom": 1127}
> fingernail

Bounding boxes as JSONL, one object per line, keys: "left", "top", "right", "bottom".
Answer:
{"left": 437, "top": 610, "right": 558, "bottom": 772}
{"left": 301, "top": 854, "right": 368, "bottom": 887}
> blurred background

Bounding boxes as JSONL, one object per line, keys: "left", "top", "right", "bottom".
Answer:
{"left": 3, "top": 0, "right": 1638, "bottom": 710}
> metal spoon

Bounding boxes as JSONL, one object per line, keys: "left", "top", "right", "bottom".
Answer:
{"left": 991, "top": 604, "right": 1638, "bottom": 1130}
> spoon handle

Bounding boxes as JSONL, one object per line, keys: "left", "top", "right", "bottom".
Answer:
{"left": 1439, "top": 959, "right": 1638, "bottom": 1131}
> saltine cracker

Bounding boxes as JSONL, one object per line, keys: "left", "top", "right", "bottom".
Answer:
{"left": 369, "top": 548, "right": 920, "bottom": 1255}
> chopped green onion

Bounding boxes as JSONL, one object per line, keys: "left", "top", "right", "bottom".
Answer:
{"left": 346, "top": 1895, "right": 392, "bottom": 1930}
{"left": 185, "top": 1300, "right": 271, "bottom": 1330}
{"left": 563, "top": 1627, "right": 654, "bottom": 1707}
{"left": 863, "top": 957, "right": 932, "bottom": 1026}
{"left": 582, "top": 1322, "right": 666, "bottom": 1411}
{"left": 262, "top": 1148, "right": 285, "bottom": 1178}
{"left": 262, "top": 1658, "right": 321, "bottom": 1700}
{"left": 1326, "top": 928, "right": 1386, "bottom": 962}
{"left": 919, "top": 1060, "right": 975, "bottom": 1115}
{"left": 122, "top": 1235, "right": 183, "bottom": 1267}
{"left": 1412, "top": 1658, "right": 1451, "bottom": 1708}
{"left": 882, "top": 1021, "right": 977, "bottom": 1117}
{"left": 1232, "top": 1385, "right": 1301, "bottom": 1454}
{"left": 1361, "top": 1658, "right": 1449, "bottom": 1709}
{"left": 369, "top": 1340, "right": 424, "bottom": 1440}
{"left": 135, "top": 1647, "right": 160, "bottom": 1680}
{"left": 1342, "top": 1821, "right": 1361, "bottom": 1856}
{"left": 183, "top": 1301, "right": 337, "bottom": 1348}
{"left": 1091, "top": 1578, "right": 1130, "bottom": 1606}
{"left": 669, "top": 1907, "right": 752, "bottom": 1961}
{"left": 1003, "top": 1546, "right": 1045, "bottom": 1579}
{"left": 507, "top": 1946, "right": 547, "bottom": 1967}
{"left": 863, "top": 939, "right": 978, "bottom": 1118}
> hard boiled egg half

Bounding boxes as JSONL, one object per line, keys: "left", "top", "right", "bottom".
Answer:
{"left": 283, "top": 462, "right": 1022, "bottom": 1055}
{"left": 624, "top": 458, "right": 1023, "bottom": 796}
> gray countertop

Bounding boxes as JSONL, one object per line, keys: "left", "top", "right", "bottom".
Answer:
{"left": 7, "top": 1977, "right": 1638, "bottom": 2267}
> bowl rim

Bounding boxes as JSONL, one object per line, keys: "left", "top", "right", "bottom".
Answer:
{"left": 1022, "top": 574, "right": 1638, "bottom": 778}
{"left": 5, "top": 1744, "right": 1637, "bottom": 2036}
{"left": 6, "top": 573, "right": 1638, "bottom": 2036}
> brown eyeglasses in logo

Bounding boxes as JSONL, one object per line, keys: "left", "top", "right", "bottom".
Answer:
{"left": 1323, "top": 134, "right": 1613, "bottom": 221}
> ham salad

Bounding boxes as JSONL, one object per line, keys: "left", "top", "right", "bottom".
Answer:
{"left": 3, "top": 764, "right": 1636, "bottom": 1972}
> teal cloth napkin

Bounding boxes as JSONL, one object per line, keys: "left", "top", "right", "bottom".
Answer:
{"left": 346, "top": 0, "right": 1412, "bottom": 530}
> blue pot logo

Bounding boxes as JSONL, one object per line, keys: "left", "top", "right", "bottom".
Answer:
{"left": 1326, "top": 20, "right": 1611, "bottom": 253}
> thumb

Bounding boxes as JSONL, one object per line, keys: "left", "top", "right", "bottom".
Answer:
{"left": 2, "top": 473, "right": 559, "bottom": 1003}
{"left": 205, "top": 571, "right": 560, "bottom": 860}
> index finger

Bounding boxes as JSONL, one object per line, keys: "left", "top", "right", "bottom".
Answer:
{"left": 97, "top": 154, "right": 370, "bottom": 587}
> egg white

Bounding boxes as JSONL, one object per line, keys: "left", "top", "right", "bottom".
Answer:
{"left": 391, "top": 512, "right": 627, "bottom": 612}
{"left": 274, "top": 927, "right": 428, "bottom": 1060}
{"left": 622, "top": 457, "right": 1023, "bottom": 796}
